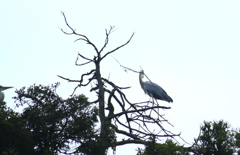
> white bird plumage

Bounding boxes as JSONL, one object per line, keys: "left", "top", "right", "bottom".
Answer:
{"left": 139, "top": 70, "right": 173, "bottom": 103}
{"left": 0, "top": 85, "right": 13, "bottom": 103}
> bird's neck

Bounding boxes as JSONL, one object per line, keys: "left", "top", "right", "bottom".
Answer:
{"left": 139, "top": 73, "right": 144, "bottom": 89}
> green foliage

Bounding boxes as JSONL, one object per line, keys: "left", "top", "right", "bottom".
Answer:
{"left": 2, "top": 148, "right": 19, "bottom": 155}
{"left": 192, "top": 120, "right": 237, "bottom": 155}
{"left": 235, "top": 131, "right": 240, "bottom": 148}
{"left": 236, "top": 131, "right": 240, "bottom": 154}
{"left": 13, "top": 83, "right": 98, "bottom": 154}
{"left": 136, "top": 137, "right": 189, "bottom": 155}
{"left": 76, "top": 121, "right": 117, "bottom": 155}
{"left": 0, "top": 102, "right": 34, "bottom": 155}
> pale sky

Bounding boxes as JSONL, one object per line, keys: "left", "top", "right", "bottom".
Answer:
{"left": 1, "top": 1, "right": 240, "bottom": 154}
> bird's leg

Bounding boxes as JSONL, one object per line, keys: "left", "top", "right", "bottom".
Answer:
{"left": 154, "top": 99, "right": 160, "bottom": 114}
{"left": 144, "top": 97, "right": 152, "bottom": 115}
{"left": 149, "top": 97, "right": 155, "bottom": 116}
{"left": 147, "top": 97, "right": 151, "bottom": 106}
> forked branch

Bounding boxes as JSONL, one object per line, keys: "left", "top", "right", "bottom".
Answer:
{"left": 61, "top": 11, "right": 99, "bottom": 54}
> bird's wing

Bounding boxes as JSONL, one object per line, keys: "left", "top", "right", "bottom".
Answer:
{"left": 143, "top": 81, "right": 173, "bottom": 102}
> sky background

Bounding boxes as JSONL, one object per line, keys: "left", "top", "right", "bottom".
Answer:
{"left": 1, "top": 1, "right": 240, "bottom": 154}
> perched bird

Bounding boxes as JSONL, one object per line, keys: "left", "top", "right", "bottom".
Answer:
{"left": 139, "top": 70, "right": 173, "bottom": 103}
{"left": 0, "top": 85, "right": 13, "bottom": 103}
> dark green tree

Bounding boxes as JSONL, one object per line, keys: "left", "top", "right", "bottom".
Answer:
{"left": 192, "top": 120, "right": 237, "bottom": 155}
{"left": 14, "top": 83, "right": 98, "bottom": 155}
{"left": 58, "top": 12, "right": 181, "bottom": 155}
{"left": 235, "top": 130, "right": 240, "bottom": 154}
{"left": 136, "top": 137, "right": 189, "bottom": 155}
{"left": 0, "top": 101, "right": 34, "bottom": 155}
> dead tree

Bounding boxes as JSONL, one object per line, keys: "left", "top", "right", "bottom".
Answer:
{"left": 58, "top": 12, "right": 180, "bottom": 155}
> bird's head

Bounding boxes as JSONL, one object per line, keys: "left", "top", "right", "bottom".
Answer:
{"left": 0, "top": 86, "right": 13, "bottom": 91}
{"left": 139, "top": 70, "right": 145, "bottom": 78}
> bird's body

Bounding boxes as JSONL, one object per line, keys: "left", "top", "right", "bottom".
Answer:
{"left": 0, "top": 86, "right": 13, "bottom": 103}
{"left": 139, "top": 71, "right": 173, "bottom": 103}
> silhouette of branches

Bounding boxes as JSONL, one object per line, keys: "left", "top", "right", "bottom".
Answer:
{"left": 58, "top": 12, "right": 181, "bottom": 152}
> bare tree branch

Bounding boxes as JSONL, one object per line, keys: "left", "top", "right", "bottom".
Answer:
{"left": 113, "top": 56, "right": 139, "bottom": 73}
{"left": 99, "top": 26, "right": 115, "bottom": 53}
{"left": 116, "top": 139, "right": 145, "bottom": 146}
{"left": 57, "top": 75, "right": 80, "bottom": 82}
{"left": 61, "top": 12, "right": 99, "bottom": 54}
{"left": 108, "top": 106, "right": 171, "bottom": 120}
{"left": 101, "top": 33, "right": 135, "bottom": 60}
{"left": 75, "top": 52, "right": 93, "bottom": 66}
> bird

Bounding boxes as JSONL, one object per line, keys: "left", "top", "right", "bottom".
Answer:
{"left": 0, "top": 85, "right": 13, "bottom": 103}
{"left": 139, "top": 70, "right": 173, "bottom": 103}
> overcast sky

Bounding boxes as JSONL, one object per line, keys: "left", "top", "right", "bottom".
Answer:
{"left": 1, "top": 1, "right": 240, "bottom": 154}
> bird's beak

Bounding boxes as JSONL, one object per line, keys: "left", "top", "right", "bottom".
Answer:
{"left": 3, "top": 87, "right": 13, "bottom": 90}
